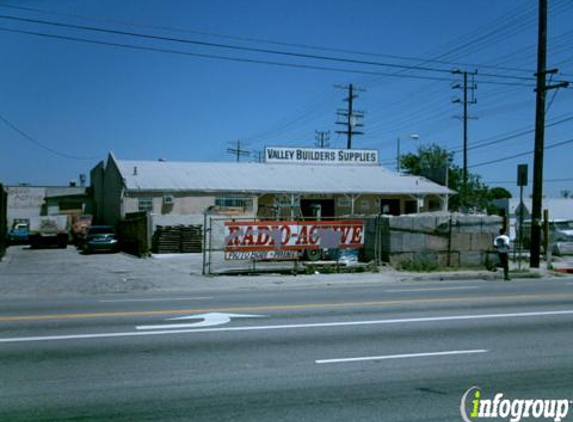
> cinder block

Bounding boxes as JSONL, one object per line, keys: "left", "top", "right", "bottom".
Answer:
{"left": 481, "top": 216, "right": 503, "bottom": 234}
{"left": 425, "top": 234, "right": 449, "bottom": 251}
{"left": 459, "top": 251, "right": 484, "bottom": 267}
{"left": 402, "top": 233, "right": 426, "bottom": 252}
{"left": 437, "top": 252, "right": 459, "bottom": 267}
{"left": 382, "top": 233, "right": 403, "bottom": 253}
{"left": 451, "top": 233, "right": 472, "bottom": 251}
{"left": 457, "top": 216, "right": 484, "bottom": 233}
{"left": 389, "top": 216, "right": 414, "bottom": 231}
{"left": 471, "top": 233, "right": 493, "bottom": 251}
{"left": 413, "top": 215, "right": 438, "bottom": 233}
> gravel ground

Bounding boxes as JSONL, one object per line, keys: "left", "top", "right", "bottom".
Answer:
{"left": 0, "top": 245, "right": 562, "bottom": 298}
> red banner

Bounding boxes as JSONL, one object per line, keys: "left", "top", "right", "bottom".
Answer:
{"left": 224, "top": 220, "right": 364, "bottom": 252}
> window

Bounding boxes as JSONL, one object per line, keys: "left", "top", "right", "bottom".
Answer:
{"left": 138, "top": 197, "right": 154, "bottom": 212}
{"left": 215, "top": 197, "right": 252, "bottom": 209}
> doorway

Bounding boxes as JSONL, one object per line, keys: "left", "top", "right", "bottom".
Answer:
{"left": 300, "top": 199, "right": 335, "bottom": 219}
{"left": 380, "top": 199, "right": 401, "bottom": 216}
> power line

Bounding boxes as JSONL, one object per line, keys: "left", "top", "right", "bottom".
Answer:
{"left": 452, "top": 114, "right": 573, "bottom": 154}
{"left": 0, "top": 112, "right": 101, "bottom": 160}
{"left": 0, "top": 13, "right": 564, "bottom": 87}
{"left": 485, "top": 177, "right": 573, "bottom": 185}
{"left": 0, "top": 3, "right": 545, "bottom": 76}
{"left": 0, "top": 27, "right": 464, "bottom": 84}
{"left": 0, "top": 14, "right": 457, "bottom": 75}
{"left": 470, "top": 137, "right": 573, "bottom": 169}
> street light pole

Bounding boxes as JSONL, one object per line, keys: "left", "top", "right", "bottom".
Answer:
{"left": 396, "top": 137, "right": 400, "bottom": 172}
{"left": 396, "top": 134, "right": 420, "bottom": 173}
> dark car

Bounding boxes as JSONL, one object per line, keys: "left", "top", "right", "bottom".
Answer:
{"left": 7, "top": 223, "right": 29, "bottom": 244}
{"left": 83, "top": 226, "right": 119, "bottom": 254}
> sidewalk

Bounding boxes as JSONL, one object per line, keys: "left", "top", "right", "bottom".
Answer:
{"left": 0, "top": 246, "right": 566, "bottom": 299}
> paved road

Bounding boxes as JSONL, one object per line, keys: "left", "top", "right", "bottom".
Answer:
{"left": 1, "top": 278, "right": 573, "bottom": 421}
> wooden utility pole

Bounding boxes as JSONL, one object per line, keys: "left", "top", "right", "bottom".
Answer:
{"left": 529, "top": 0, "right": 569, "bottom": 267}
{"left": 452, "top": 69, "right": 477, "bottom": 207}
{"left": 226, "top": 140, "right": 250, "bottom": 162}
{"left": 315, "top": 130, "right": 330, "bottom": 148}
{"left": 335, "top": 84, "right": 364, "bottom": 149}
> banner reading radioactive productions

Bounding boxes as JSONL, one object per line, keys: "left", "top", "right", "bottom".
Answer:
{"left": 224, "top": 220, "right": 364, "bottom": 260}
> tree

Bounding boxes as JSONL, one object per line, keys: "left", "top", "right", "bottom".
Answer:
{"left": 489, "top": 187, "right": 512, "bottom": 200}
{"left": 399, "top": 143, "right": 511, "bottom": 213}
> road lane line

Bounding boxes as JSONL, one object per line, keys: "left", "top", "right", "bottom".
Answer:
{"left": 1, "top": 292, "right": 573, "bottom": 322}
{"left": 315, "top": 349, "right": 488, "bottom": 364}
{"left": 385, "top": 287, "right": 479, "bottom": 293}
{"left": 98, "top": 297, "right": 213, "bottom": 303}
{"left": 1, "top": 309, "right": 573, "bottom": 344}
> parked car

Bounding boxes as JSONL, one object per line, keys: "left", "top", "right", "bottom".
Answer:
{"left": 519, "top": 219, "right": 573, "bottom": 254}
{"left": 7, "top": 223, "right": 29, "bottom": 244}
{"left": 83, "top": 226, "right": 119, "bottom": 254}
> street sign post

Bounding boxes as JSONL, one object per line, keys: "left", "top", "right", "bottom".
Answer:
{"left": 517, "top": 164, "right": 528, "bottom": 269}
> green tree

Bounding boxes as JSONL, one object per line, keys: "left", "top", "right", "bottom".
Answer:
{"left": 399, "top": 143, "right": 511, "bottom": 212}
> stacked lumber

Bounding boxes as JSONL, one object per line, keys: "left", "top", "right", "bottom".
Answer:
{"left": 152, "top": 225, "right": 202, "bottom": 254}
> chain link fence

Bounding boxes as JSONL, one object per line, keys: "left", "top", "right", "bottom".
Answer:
{"left": 202, "top": 215, "right": 366, "bottom": 275}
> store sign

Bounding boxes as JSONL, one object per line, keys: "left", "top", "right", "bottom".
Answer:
{"left": 224, "top": 220, "right": 364, "bottom": 260}
{"left": 265, "top": 147, "right": 378, "bottom": 165}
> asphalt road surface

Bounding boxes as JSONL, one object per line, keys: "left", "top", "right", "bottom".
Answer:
{"left": 1, "top": 278, "right": 573, "bottom": 421}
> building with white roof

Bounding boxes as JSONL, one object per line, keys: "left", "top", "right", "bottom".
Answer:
{"left": 91, "top": 152, "right": 453, "bottom": 227}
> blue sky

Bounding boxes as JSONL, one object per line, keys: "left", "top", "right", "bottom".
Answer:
{"left": 0, "top": 0, "right": 572, "bottom": 198}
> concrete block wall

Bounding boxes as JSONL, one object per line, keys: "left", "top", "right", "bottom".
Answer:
{"left": 365, "top": 212, "right": 503, "bottom": 268}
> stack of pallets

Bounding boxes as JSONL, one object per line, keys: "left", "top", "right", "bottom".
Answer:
{"left": 152, "top": 225, "right": 202, "bottom": 254}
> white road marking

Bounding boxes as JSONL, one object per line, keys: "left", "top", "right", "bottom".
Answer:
{"left": 2, "top": 309, "right": 573, "bottom": 344}
{"left": 385, "top": 287, "right": 479, "bottom": 293}
{"left": 99, "top": 297, "right": 213, "bottom": 303}
{"left": 136, "top": 312, "right": 264, "bottom": 330}
{"left": 315, "top": 349, "right": 488, "bottom": 364}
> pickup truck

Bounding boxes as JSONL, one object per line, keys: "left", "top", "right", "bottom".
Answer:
{"left": 29, "top": 216, "right": 69, "bottom": 248}
{"left": 7, "top": 223, "right": 29, "bottom": 244}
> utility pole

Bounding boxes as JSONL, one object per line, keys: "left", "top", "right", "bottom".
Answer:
{"left": 315, "top": 130, "right": 330, "bottom": 148}
{"left": 252, "top": 150, "right": 264, "bottom": 163}
{"left": 335, "top": 84, "right": 365, "bottom": 149}
{"left": 452, "top": 70, "right": 477, "bottom": 207}
{"left": 530, "top": 0, "right": 569, "bottom": 267}
{"left": 226, "top": 140, "right": 250, "bottom": 162}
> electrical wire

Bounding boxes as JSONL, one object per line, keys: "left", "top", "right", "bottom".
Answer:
{"left": 0, "top": 13, "right": 563, "bottom": 87}
{"left": 0, "top": 113, "right": 102, "bottom": 160}
{"left": 470, "top": 137, "right": 573, "bottom": 169}
{"left": 0, "top": 27, "right": 464, "bottom": 84}
{"left": 0, "top": 2, "right": 542, "bottom": 75}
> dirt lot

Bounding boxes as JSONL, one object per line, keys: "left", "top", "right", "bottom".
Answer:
{"left": 1, "top": 245, "right": 567, "bottom": 299}
{"left": 0, "top": 246, "right": 205, "bottom": 297}
{"left": 0, "top": 246, "right": 400, "bottom": 298}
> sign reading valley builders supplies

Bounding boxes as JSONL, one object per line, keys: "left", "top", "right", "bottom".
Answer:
{"left": 265, "top": 147, "right": 378, "bottom": 165}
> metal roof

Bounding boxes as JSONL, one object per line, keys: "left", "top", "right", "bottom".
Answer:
{"left": 113, "top": 157, "right": 452, "bottom": 196}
